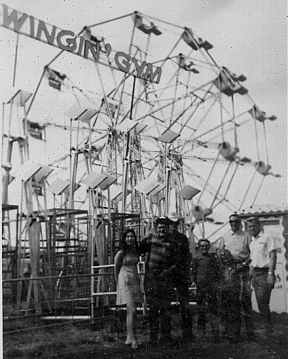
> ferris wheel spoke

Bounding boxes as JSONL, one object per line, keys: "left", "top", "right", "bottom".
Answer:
{"left": 3, "top": 7, "right": 280, "bottom": 245}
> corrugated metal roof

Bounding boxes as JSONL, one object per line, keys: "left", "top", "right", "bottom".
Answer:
{"left": 239, "top": 204, "right": 288, "bottom": 218}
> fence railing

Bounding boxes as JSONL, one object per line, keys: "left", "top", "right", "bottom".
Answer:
{"left": 3, "top": 271, "right": 109, "bottom": 334}
{"left": 3, "top": 265, "right": 197, "bottom": 334}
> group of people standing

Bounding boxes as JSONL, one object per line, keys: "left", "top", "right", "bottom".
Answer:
{"left": 114, "top": 213, "right": 277, "bottom": 348}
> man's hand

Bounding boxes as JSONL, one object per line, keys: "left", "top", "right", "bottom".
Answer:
{"left": 160, "top": 265, "right": 177, "bottom": 278}
{"left": 236, "top": 263, "right": 243, "bottom": 271}
{"left": 267, "top": 273, "right": 275, "bottom": 285}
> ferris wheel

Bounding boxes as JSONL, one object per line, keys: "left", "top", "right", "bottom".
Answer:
{"left": 2, "top": 7, "right": 280, "bottom": 242}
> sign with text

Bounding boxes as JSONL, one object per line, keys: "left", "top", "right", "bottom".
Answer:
{"left": 1, "top": 4, "right": 162, "bottom": 83}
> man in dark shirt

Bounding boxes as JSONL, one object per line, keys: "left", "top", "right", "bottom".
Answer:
{"left": 169, "top": 213, "right": 194, "bottom": 341}
{"left": 192, "top": 239, "right": 220, "bottom": 342}
{"left": 139, "top": 216, "right": 179, "bottom": 346}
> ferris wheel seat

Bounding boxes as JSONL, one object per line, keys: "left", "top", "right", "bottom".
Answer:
{"left": 192, "top": 206, "right": 212, "bottom": 221}
{"left": 182, "top": 27, "right": 213, "bottom": 51}
{"left": 133, "top": 14, "right": 162, "bottom": 35}
{"left": 236, "top": 85, "right": 248, "bottom": 95}
{"left": 213, "top": 67, "right": 248, "bottom": 96}
{"left": 214, "top": 81, "right": 248, "bottom": 96}
{"left": 254, "top": 161, "right": 272, "bottom": 175}
{"left": 197, "top": 37, "right": 213, "bottom": 50}
{"left": 235, "top": 74, "right": 247, "bottom": 82}
{"left": 178, "top": 53, "right": 199, "bottom": 73}
{"left": 219, "top": 143, "right": 239, "bottom": 160}
{"left": 248, "top": 105, "right": 277, "bottom": 122}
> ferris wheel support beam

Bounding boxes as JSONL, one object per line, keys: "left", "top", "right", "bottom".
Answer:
{"left": 158, "top": 37, "right": 182, "bottom": 69}
{"left": 212, "top": 162, "right": 239, "bottom": 211}
{"left": 166, "top": 94, "right": 198, "bottom": 135}
{"left": 182, "top": 163, "right": 236, "bottom": 213}
{"left": 202, "top": 48, "right": 221, "bottom": 73}
{"left": 136, "top": 78, "right": 215, "bottom": 124}
{"left": 251, "top": 176, "right": 265, "bottom": 207}
{"left": 207, "top": 220, "right": 229, "bottom": 242}
{"left": 68, "top": 150, "right": 79, "bottom": 210}
{"left": 262, "top": 121, "right": 270, "bottom": 165}
{"left": 190, "top": 110, "right": 250, "bottom": 144}
{"left": 182, "top": 94, "right": 217, "bottom": 149}
{"left": 231, "top": 94, "right": 238, "bottom": 149}
{"left": 120, "top": 78, "right": 155, "bottom": 125}
{"left": 238, "top": 168, "right": 258, "bottom": 211}
{"left": 12, "top": 32, "right": 19, "bottom": 87}
{"left": 88, "top": 12, "right": 135, "bottom": 29}
{"left": 2, "top": 138, "right": 14, "bottom": 205}
{"left": 252, "top": 112, "right": 260, "bottom": 161}
{"left": 26, "top": 69, "right": 45, "bottom": 117}
{"left": 218, "top": 79, "right": 225, "bottom": 143}
{"left": 196, "top": 146, "right": 222, "bottom": 206}
{"left": 109, "top": 15, "right": 135, "bottom": 123}
{"left": 210, "top": 161, "right": 232, "bottom": 209}
{"left": 115, "top": 19, "right": 137, "bottom": 125}
{"left": 129, "top": 14, "right": 137, "bottom": 55}
{"left": 121, "top": 76, "right": 137, "bottom": 212}
{"left": 122, "top": 135, "right": 130, "bottom": 213}
{"left": 164, "top": 144, "right": 171, "bottom": 216}
{"left": 45, "top": 28, "right": 85, "bottom": 68}
{"left": 173, "top": 167, "right": 193, "bottom": 225}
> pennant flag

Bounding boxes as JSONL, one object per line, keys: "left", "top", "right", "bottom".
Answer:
{"left": 32, "top": 179, "right": 43, "bottom": 196}
{"left": 27, "top": 120, "right": 45, "bottom": 140}
{"left": 45, "top": 67, "right": 66, "bottom": 90}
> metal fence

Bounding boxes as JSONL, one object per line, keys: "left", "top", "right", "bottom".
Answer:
{"left": 3, "top": 262, "right": 197, "bottom": 335}
{"left": 2, "top": 271, "right": 110, "bottom": 334}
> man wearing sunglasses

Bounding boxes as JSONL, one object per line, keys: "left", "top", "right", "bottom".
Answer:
{"left": 217, "top": 214, "right": 254, "bottom": 341}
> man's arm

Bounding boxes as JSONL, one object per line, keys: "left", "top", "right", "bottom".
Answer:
{"left": 267, "top": 249, "right": 277, "bottom": 284}
{"left": 216, "top": 237, "right": 224, "bottom": 265}
{"left": 242, "top": 231, "right": 252, "bottom": 266}
{"left": 249, "top": 264, "right": 254, "bottom": 280}
{"left": 180, "top": 233, "right": 192, "bottom": 271}
{"left": 138, "top": 234, "right": 152, "bottom": 255}
{"left": 191, "top": 257, "right": 198, "bottom": 285}
{"left": 266, "top": 234, "right": 277, "bottom": 284}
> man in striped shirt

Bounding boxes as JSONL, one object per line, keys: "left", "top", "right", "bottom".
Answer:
{"left": 139, "top": 217, "right": 179, "bottom": 347}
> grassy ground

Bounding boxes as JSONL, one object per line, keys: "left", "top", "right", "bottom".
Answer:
{"left": 3, "top": 312, "right": 288, "bottom": 359}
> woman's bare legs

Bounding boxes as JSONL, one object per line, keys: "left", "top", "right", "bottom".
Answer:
{"left": 125, "top": 302, "right": 138, "bottom": 348}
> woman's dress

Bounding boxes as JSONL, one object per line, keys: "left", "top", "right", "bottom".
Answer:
{"left": 116, "top": 251, "right": 142, "bottom": 305}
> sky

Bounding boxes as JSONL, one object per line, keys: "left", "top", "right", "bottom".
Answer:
{"left": 0, "top": 0, "right": 287, "bottom": 233}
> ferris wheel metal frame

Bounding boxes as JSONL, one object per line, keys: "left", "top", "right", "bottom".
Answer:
{"left": 2, "top": 5, "right": 280, "bottom": 243}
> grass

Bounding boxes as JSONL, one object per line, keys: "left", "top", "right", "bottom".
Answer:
{"left": 3, "top": 324, "right": 97, "bottom": 358}
{"left": 3, "top": 312, "right": 288, "bottom": 359}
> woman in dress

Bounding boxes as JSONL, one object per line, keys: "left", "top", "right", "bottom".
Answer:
{"left": 114, "top": 228, "right": 142, "bottom": 349}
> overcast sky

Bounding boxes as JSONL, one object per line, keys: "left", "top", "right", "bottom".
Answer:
{"left": 1, "top": 0, "right": 287, "bottom": 218}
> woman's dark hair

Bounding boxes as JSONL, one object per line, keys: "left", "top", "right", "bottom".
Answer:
{"left": 119, "top": 228, "right": 139, "bottom": 255}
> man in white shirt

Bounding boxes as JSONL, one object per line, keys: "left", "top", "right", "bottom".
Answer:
{"left": 217, "top": 214, "right": 254, "bottom": 340}
{"left": 247, "top": 217, "right": 277, "bottom": 335}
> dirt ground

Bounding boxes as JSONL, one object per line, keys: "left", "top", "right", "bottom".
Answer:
{"left": 3, "top": 312, "right": 288, "bottom": 359}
